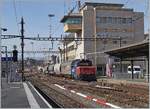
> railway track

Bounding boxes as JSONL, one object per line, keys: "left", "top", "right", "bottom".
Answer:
{"left": 34, "top": 85, "right": 62, "bottom": 108}
{"left": 64, "top": 84, "right": 148, "bottom": 108}
{"left": 30, "top": 78, "right": 88, "bottom": 108}
{"left": 26, "top": 73, "right": 149, "bottom": 108}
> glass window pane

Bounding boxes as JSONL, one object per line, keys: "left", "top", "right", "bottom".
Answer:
{"left": 122, "top": 18, "right": 126, "bottom": 24}
{"left": 118, "top": 17, "right": 122, "bottom": 24}
{"left": 108, "top": 17, "right": 112, "bottom": 23}
{"left": 128, "top": 18, "right": 132, "bottom": 23}
{"left": 65, "top": 18, "right": 82, "bottom": 24}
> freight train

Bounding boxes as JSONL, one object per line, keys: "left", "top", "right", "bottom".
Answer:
{"left": 43, "top": 59, "right": 97, "bottom": 81}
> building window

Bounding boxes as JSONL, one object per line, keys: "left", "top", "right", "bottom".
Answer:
{"left": 127, "top": 18, "right": 132, "bottom": 24}
{"left": 97, "top": 17, "right": 132, "bottom": 24}
{"left": 113, "top": 40, "right": 117, "bottom": 44}
{"left": 103, "top": 40, "right": 107, "bottom": 44}
{"left": 102, "top": 17, "right": 107, "bottom": 23}
{"left": 112, "top": 17, "right": 117, "bottom": 24}
{"left": 96, "top": 17, "right": 100, "bottom": 23}
{"left": 123, "top": 41, "right": 127, "bottom": 44}
{"left": 118, "top": 17, "right": 122, "bottom": 24}
{"left": 65, "top": 18, "right": 82, "bottom": 24}
{"left": 107, "top": 17, "right": 112, "bottom": 23}
{"left": 67, "top": 45, "right": 75, "bottom": 52}
{"left": 122, "top": 18, "right": 126, "bottom": 24}
{"left": 122, "top": 29, "right": 127, "bottom": 32}
{"left": 104, "top": 28, "right": 108, "bottom": 32}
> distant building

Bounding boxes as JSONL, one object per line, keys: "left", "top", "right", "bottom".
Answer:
{"left": 60, "top": 2, "right": 144, "bottom": 75}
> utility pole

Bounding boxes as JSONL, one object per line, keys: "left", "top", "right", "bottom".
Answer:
{"left": 20, "top": 17, "right": 25, "bottom": 81}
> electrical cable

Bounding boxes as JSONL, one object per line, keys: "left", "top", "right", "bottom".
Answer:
{"left": 124, "top": 0, "right": 130, "bottom": 7}
{"left": 13, "top": 0, "right": 20, "bottom": 34}
{"left": 145, "top": 0, "right": 149, "bottom": 16}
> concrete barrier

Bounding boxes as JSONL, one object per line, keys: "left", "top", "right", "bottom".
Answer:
{"left": 112, "top": 72, "right": 140, "bottom": 79}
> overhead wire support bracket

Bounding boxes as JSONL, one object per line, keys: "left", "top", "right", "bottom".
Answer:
{"left": 24, "top": 37, "right": 125, "bottom": 41}
{"left": 4, "top": 50, "right": 59, "bottom": 54}
{"left": 2, "top": 35, "right": 126, "bottom": 41}
{"left": 1, "top": 35, "right": 21, "bottom": 39}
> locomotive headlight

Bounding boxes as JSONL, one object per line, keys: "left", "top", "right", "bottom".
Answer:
{"left": 72, "top": 68, "right": 75, "bottom": 72}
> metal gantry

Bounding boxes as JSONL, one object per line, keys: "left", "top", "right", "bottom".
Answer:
{"left": 1, "top": 35, "right": 21, "bottom": 39}
{"left": 1, "top": 35, "right": 124, "bottom": 41}
{"left": 1, "top": 18, "right": 125, "bottom": 82}
{"left": 5, "top": 50, "right": 59, "bottom": 54}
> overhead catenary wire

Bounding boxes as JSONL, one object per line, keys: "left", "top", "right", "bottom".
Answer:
{"left": 16, "top": 0, "right": 32, "bottom": 37}
{"left": 18, "top": 0, "right": 23, "bottom": 17}
{"left": 124, "top": 0, "right": 130, "bottom": 7}
{"left": 13, "top": 0, "right": 20, "bottom": 34}
{"left": 145, "top": 0, "right": 149, "bottom": 17}
{"left": 51, "top": 22, "right": 62, "bottom": 36}
{"left": 146, "top": 0, "right": 150, "bottom": 33}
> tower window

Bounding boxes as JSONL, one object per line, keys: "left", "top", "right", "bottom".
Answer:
{"left": 113, "top": 40, "right": 117, "bottom": 44}
{"left": 123, "top": 41, "right": 127, "bottom": 44}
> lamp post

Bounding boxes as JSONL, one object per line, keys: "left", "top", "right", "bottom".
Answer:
{"left": 48, "top": 14, "right": 55, "bottom": 38}
{"left": 94, "top": 8, "right": 97, "bottom": 66}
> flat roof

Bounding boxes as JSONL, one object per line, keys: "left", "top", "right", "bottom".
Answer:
{"left": 60, "top": 13, "right": 82, "bottom": 23}
{"left": 104, "top": 41, "right": 149, "bottom": 59}
{"left": 80, "top": 2, "right": 124, "bottom": 10}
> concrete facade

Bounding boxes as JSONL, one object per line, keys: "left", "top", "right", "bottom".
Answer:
{"left": 60, "top": 2, "right": 144, "bottom": 75}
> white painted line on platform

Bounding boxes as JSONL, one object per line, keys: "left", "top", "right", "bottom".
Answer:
{"left": 76, "top": 92, "right": 87, "bottom": 98}
{"left": 95, "top": 85, "right": 112, "bottom": 89}
{"left": 9, "top": 82, "right": 22, "bottom": 84}
{"left": 28, "top": 82, "right": 52, "bottom": 108}
{"left": 92, "top": 98, "right": 97, "bottom": 102}
{"left": 54, "top": 84, "right": 66, "bottom": 90}
{"left": 23, "top": 82, "right": 40, "bottom": 108}
{"left": 70, "top": 90, "right": 76, "bottom": 93}
{"left": 10, "top": 86, "right": 20, "bottom": 88}
{"left": 106, "top": 103, "right": 121, "bottom": 108}
{"left": 55, "top": 83, "right": 121, "bottom": 108}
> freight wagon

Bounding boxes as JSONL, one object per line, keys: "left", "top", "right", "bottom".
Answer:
{"left": 44, "top": 59, "right": 97, "bottom": 81}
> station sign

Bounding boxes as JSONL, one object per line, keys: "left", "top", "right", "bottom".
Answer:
{"left": 1, "top": 57, "right": 13, "bottom": 61}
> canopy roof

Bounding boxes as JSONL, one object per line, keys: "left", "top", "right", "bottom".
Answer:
{"left": 104, "top": 41, "right": 149, "bottom": 59}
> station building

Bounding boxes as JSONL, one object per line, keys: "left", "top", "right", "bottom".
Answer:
{"left": 60, "top": 2, "right": 145, "bottom": 76}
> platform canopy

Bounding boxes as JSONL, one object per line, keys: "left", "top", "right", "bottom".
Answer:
{"left": 104, "top": 40, "right": 149, "bottom": 59}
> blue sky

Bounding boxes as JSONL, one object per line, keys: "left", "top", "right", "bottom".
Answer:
{"left": 1, "top": 0, "right": 149, "bottom": 58}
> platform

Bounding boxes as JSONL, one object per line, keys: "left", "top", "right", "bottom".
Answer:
{"left": 1, "top": 77, "right": 52, "bottom": 108}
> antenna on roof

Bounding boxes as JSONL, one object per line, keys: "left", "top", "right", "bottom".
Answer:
{"left": 77, "top": 0, "right": 81, "bottom": 11}
{"left": 68, "top": 1, "right": 78, "bottom": 15}
{"left": 65, "top": 0, "right": 71, "bottom": 13}
{"left": 68, "top": 7, "right": 75, "bottom": 15}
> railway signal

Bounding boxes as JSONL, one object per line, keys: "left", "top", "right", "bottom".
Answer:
{"left": 12, "top": 49, "right": 18, "bottom": 62}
